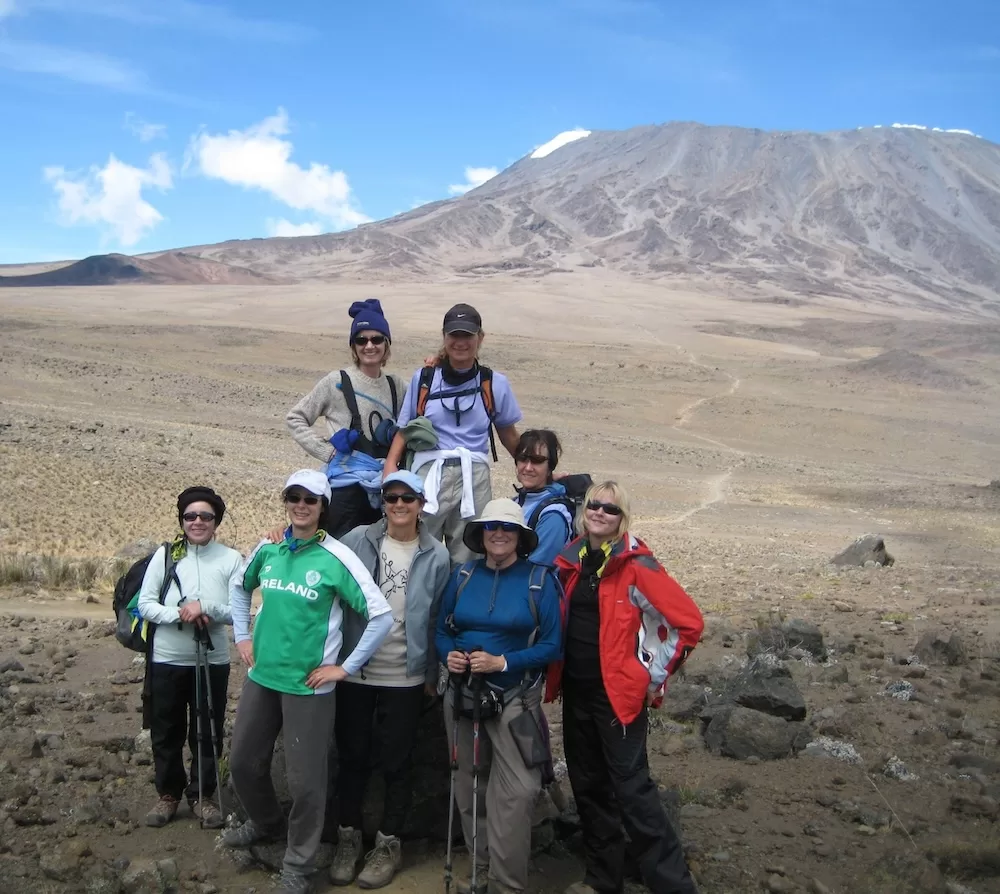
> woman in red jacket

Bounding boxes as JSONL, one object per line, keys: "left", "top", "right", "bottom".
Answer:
{"left": 545, "top": 481, "right": 704, "bottom": 894}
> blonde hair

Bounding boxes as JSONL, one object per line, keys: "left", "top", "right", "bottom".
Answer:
{"left": 576, "top": 480, "right": 631, "bottom": 541}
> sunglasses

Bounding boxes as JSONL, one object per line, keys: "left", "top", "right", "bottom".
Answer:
{"left": 586, "top": 500, "right": 623, "bottom": 516}
{"left": 483, "top": 521, "right": 521, "bottom": 533}
{"left": 515, "top": 452, "right": 549, "bottom": 465}
{"left": 182, "top": 511, "right": 216, "bottom": 522}
{"left": 285, "top": 493, "right": 320, "bottom": 505}
{"left": 383, "top": 493, "right": 419, "bottom": 504}
{"left": 353, "top": 335, "right": 386, "bottom": 346}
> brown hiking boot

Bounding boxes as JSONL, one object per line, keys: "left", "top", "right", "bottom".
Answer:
{"left": 356, "top": 831, "right": 402, "bottom": 889}
{"left": 328, "top": 825, "right": 363, "bottom": 886}
{"left": 193, "top": 799, "right": 224, "bottom": 829}
{"left": 145, "top": 795, "right": 179, "bottom": 828}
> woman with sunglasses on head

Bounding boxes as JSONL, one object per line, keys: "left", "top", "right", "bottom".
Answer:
{"left": 287, "top": 299, "right": 406, "bottom": 537}
{"left": 383, "top": 303, "right": 523, "bottom": 564}
{"left": 435, "top": 500, "right": 562, "bottom": 894}
{"left": 137, "top": 486, "right": 242, "bottom": 831}
{"left": 511, "top": 429, "right": 583, "bottom": 568}
{"left": 224, "top": 470, "right": 392, "bottom": 894}
{"left": 546, "top": 482, "right": 704, "bottom": 894}
{"left": 325, "top": 470, "right": 451, "bottom": 889}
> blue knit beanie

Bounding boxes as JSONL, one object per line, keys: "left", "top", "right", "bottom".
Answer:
{"left": 348, "top": 298, "right": 391, "bottom": 344}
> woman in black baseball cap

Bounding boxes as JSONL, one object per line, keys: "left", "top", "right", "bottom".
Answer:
{"left": 382, "top": 303, "right": 525, "bottom": 564}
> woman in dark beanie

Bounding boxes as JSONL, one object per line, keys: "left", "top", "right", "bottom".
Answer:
{"left": 137, "top": 486, "right": 243, "bottom": 830}
{"left": 287, "top": 298, "right": 407, "bottom": 537}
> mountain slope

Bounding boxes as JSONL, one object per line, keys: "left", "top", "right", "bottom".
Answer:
{"left": 186, "top": 123, "right": 1000, "bottom": 307}
{"left": 0, "top": 252, "right": 277, "bottom": 287}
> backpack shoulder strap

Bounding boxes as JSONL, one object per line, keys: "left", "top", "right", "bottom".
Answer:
{"left": 158, "top": 542, "right": 179, "bottom": 605}
{"left": 387, "top": 375, "right": 399, "bottom": 418}
{"left": 339, "top": 370, "right": 363, "bottom": 433}
{"left": 477, "top": 366, "right": 499, "bottom": 462}
{"left": 525, "top": 564, "right": 547, "bottom": 646}
{"left": 453, "top": 560, "right": 477, "bottom": 606}
{"left": 415, "top": 366, "right": 436, "bottom": 417}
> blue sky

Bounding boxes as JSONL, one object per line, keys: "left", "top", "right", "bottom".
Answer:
{"left": 1, "top": 0, "right": 997, "bottom": 263}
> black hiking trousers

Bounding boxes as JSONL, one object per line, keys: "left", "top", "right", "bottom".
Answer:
{"left": 324, "top": 483, "right": 381, "bottom": 539}
{"left": 562, "top": 674, "right": 697, "bottom": 894}
{"left": 148, "top": 661, "right": 229, "bottom": 804}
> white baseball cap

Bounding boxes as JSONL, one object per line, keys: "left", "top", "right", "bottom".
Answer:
{"left": 283, "top": 469, "right": 332, "bottom": 502}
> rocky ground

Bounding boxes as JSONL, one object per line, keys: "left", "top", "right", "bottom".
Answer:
{"left": 0, "top": 283, "right": 998, "bottom": 893}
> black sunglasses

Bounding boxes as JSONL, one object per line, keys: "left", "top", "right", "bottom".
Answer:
{"left": 483, "top": 521, "right": 521, "bottom": 533}
{"left": 353, "top": 334, "right": 386, "bottom": 346}
{"left": 516, "top": 452, "right": 549, "bottom": 465}
{"left": 182, "top": 511, "right": 216, "bottom": 522}
{"left": 285, "top": 493, "right": 320, "bottom": 505}
{"left": 586, "top": 500, "right": 623, "bottom": 516}
{"left": 383, "top": 493, "right": 419, "bottom": 504}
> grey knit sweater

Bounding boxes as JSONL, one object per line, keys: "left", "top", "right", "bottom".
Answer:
{"left": 286, "top": 369, "right": 407, "bottom": 463}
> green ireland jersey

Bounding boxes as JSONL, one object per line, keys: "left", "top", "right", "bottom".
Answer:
{"left": 238, "top": 532, "right": 389, "bottom": 695}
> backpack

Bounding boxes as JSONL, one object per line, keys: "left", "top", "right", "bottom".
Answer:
{"left": 112, "top": 543, "right": 179, "bottom": 652}
{"left": 415, "top": 364, "right": 499, "bottom": 461}
{"left": 339, "top": 370, "right": 400, "bottom": 460}
{"left": 524, "top": 473, "right": 594, "bottom": 531}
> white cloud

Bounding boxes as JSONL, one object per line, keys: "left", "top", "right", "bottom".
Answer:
{"left": 124, "top": 112, "right": 167, "bottom": 142}
{"left": 267, "top": 218, "right": 323, "bottom": 237}
{"left": 44, "top": 153, "right": 172, "bottom": 247}
{"left": 0, "top": 0, "right": 17, "bottom": 19}
{"left": 447, "top": 166, "right": 499, "bottom": 196}
{"left": 530, "top": 128, "right": 591, "bottom": 159}
{"left": 188, "top": 109, "right": 369, "bottom": 230}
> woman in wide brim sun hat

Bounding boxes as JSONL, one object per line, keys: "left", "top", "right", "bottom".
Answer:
{"left": 462, "top": 499, "right": 539, "bottom": 558}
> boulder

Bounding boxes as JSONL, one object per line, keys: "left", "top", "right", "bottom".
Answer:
{"left": 703, "top": 706, "right": 809, "bottom": 761}
{"left": 831, "top": 534, "right": 894, "bottom": 568}
{"left": 914, "top": 631, "right": 967, "bottom": 667}
{"left": 121, "top": 859, "right": 166, "bottom": 894}
{"left": 727, "top": 668, "right": 806, "bottom": 721}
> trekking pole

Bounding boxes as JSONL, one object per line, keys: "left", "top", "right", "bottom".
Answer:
{"left": 197, "top": 625, "right": 225, "bottom": 822}
{"left": 443, "top": 674, "right": 462, "bottom": 894}
{"left": 469, "top": 669, "right": 485, "bottom": 894}
{"left": 193, "top": 628, "right": 205, "bottom": 828}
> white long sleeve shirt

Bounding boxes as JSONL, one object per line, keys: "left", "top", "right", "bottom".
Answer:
{"left": 137, "top": 540, "right": 243, "bottom": 667}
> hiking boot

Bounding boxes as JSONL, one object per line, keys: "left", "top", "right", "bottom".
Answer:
{"left": 144, "top": 795, "right": 179, "bottom": 828}
{"left": 220, "top": 819, "right": 274, "bottom": 849}
{"left": 275, "top": 870, "right": 312, "bottom": 893}
{"left": 328, "top": 825, "right": 363, "bottom": 886}
{"left": 192, "top": 799, "right": 224, "bottom": 829}
{"left": 356, "top": 831, "right": 402, "bottom": 889}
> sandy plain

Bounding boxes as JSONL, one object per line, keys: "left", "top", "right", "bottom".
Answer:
{"left": 0, "top": 275, "right": 998, "bottom": 894}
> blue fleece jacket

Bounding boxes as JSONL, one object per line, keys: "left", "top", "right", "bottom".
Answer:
{"left": 515, "top": 483, "right": 573, "bottom": 567}
{"left": 435, "top": 558, "right": 562, "bottom": 690}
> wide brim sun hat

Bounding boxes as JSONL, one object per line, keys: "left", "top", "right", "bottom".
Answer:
{"left": 462, "top": 499, "right": 539, "bottom": 557}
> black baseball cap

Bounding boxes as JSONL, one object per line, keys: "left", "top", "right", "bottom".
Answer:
{"left": 442, "top": 303, "right": 482, "bottom": 334}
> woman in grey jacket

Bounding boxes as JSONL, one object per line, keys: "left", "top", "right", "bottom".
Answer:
{"left": 331, "top": 470, "right": 451, "bottom": 889}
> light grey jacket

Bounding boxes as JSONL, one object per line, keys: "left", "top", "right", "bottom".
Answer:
{"left": 340, "top": 519, "right": 451, "bottom": 686}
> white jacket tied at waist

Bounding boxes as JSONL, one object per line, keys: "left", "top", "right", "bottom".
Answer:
{"left": 411, "top": 447, "right": 489, "bottom": 518}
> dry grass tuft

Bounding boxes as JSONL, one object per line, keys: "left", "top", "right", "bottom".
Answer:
{"left": 0, "top": 552, "right": 122, "bottom": 591}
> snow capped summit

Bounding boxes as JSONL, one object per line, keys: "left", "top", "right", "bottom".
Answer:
{"left": 530, "top": 128, "right": 591, "bottom": 159}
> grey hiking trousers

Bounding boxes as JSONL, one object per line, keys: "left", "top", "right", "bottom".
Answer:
{"left": 444, "top": 682, "right": 543, "bottom": 892}
{"left": 229, "top": 678, "right": 337, "bottom": 877}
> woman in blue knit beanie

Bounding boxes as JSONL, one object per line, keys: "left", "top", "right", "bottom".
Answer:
{"left": 286, "top": 298, "right": 407, "bottom": 536}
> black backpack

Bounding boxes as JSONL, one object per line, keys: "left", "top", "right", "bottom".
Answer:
{"left": 112, "top": 543, "right": 179, "bottom": 652}
{"left": 339, "top": 370, "right": 400, "bottom": 459}
{"left": 523, "top": 473, "right": 594, "bottom": 530}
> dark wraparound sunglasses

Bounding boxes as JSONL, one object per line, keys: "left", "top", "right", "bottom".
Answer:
{"left": 516, "top": 452, "right": 549, "bottom": 465}
{"left": 586, "top": 500, "right": 623, "bottom": 516}
{"left": 353, "top": 335, "right": 387, "bottom": 346}
{"left": 285, "top": 493, "right": 320, "bottom": 505}
{"left": 483, "top": 521, "right": 521, "bottom": 533}
{"left": 384, "top": 493, "right": 419, "bottom": 504}
{"left": 182, "top": 511, "right": 216, "bottom": 522}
